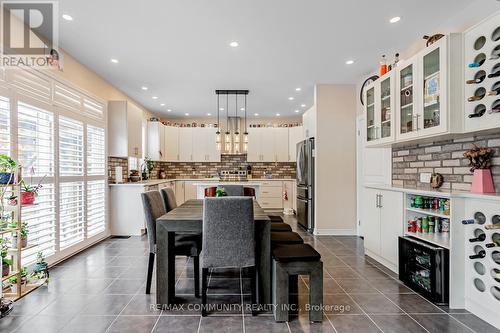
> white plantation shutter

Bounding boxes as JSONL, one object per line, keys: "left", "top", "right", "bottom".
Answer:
{"left": 59, "top": 117, "right": 84, "bottom": 176}
{"left": 87, "top": 180, "right": 105, "bottom": 236}
{"left": 17, "top": 102, "right": 54, "bottom": 177}
{"left": 59, "top": 181, "right": 85, "bottom": 250}
{"left": 21, "top": 184, "right": 56, "bottom": 264}
{"left": 87, "top": 125, "right": 105, "bottom": 175}
{"left": 0, "top": 96, "right": 10, "bottom": 155}
{"left": 54, "top": 83, "right": 82, "bottom": 112}
{"left": 83, "top": 96, "right": 105, "bottom": 120}
{"left": 7, "top": 69, "right": 52, "bottom": 103}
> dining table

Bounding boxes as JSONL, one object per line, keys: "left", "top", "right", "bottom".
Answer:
{"left": 156, "top": 199, "right": 271, "bottom": 306}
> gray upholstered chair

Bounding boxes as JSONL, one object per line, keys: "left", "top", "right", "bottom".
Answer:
{"left": 201, "top": 197, "right": 257, "bottom": 316}
{"left": 160, "top": 187, "right": 177, "bottom": 212}
{"left": 217, "top": 185, "right": 244, "bottom": 196}
{"left": 141, "top": 191, "right": 201, "bottom": 296}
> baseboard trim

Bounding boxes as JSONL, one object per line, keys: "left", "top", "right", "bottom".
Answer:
{"left": 313, "top": 228, "right": 357, "bottom": 236}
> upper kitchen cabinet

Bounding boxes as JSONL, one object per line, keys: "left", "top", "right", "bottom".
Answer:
{"left": 274, "top": 128, "right": 289, "bottom": 162}
{"left": 178, "top": 127, "right": 194, "bottom": 162}
{"left": 147, "top": 121, "right": 165, "bottom": 161}
{"left": 288, "top": 126, "right": 304, "bottom": 162}
{"left": 463, "top": 11, "right": 500, "bottom": 132}
{"left": 192, "top": 127, "right": 221, "bottom": 162}
{"left": 108, "top": 101, "right": 143, "bottom": 158}
{"left": 365, "top": 71, "right": 395, "bottom": 146}
{"left": 164, "top": 125, "right": 180, "bottom": 162}
{"left": 247, "top": 127, "right": 291, "bottom": 162}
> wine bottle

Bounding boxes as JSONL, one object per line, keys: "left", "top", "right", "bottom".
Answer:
{"left": 466, "top": 78, "right": 482, "bottom": 84}
{"left": 380, "top": 55, "right": 387, "bottom": 76}
{"left": 486, "top": 234, "right": 500, "bottom": 248}
{"left": 495, "top": 272, "right": 500, "bottom": 279}
{"left": 485, "top": 224, "right": 500, "bottom": 230}
{"left": 487, "top": 87, "right": 500, "bottom": 96}
{"left": 488, "top": 71, "right": 500, "bottom": 78}
{"left": 469, "top": 250, "right": 486, "bottom": 259}
{"left": 462, "top": 219, "right": 475, "bottom": 224}
{"left": 469, "top": 234, "right": 486, "bottom": 242}
{"left": 468, "top": 95, "right": 484, "bottom": 102}
{"left": 469, "top": 109, "right": 486, "bottom": 118}
{"left": 488, "top": 108, "right": 500, "bottom": 114}
{"left": 486, "top": 242, "right": 500, "bottom": 248}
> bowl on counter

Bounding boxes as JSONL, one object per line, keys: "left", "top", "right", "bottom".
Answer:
{"left": 130, "top": 175, "right": 141, "bottom": 182}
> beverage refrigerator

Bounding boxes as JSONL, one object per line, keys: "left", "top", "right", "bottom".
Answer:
{"left": 296, "top": 138, "right": 314, "bottom": 233}
{"left": 399, "top": 236, "right": 449, "bottom": 304}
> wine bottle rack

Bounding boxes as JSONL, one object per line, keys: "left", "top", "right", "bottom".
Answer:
{"left": 464, "top": 197, "right": 500, "bottom": 328}
{"left": 464, "top": 11, "right": 500, "bottom": 132}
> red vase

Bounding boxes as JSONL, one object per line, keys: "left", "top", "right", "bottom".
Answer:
{"left": 471, "top": 169, "right": 495, "bottom": 194}
{"left": 21, "top": 192, "right": 35, "bottom": 205}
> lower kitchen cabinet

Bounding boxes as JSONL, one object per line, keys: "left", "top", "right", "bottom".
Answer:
{"left": 362, "top": 187, "right": 403, "bottom": 272}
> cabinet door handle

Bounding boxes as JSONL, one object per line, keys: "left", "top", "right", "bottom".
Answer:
{"left": 375, "top": 194, "right": 380, "bottom": 208}
{"left": 379, "top": 194, "right": 383, "bottom": 208}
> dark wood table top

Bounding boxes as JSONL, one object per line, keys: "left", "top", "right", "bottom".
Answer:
{"left": 157, "top": 199, "right": 271, "bottom": 223}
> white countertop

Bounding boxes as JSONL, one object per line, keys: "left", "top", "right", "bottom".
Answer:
{"left": 364, "top": 183, "right": 500, "bottom": 201}
{"left": 109, "top": 178, "right": 294, "bottom": 187}
{"left": 192, "top": 182, "right": 263, "bottom": 186}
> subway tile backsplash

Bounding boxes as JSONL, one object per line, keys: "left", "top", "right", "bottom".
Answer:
{"left": 392, "top": 133, "right": 500, "bottom": 192}
{"left": 108, "top": 154, "right": 296, "bottom": 182}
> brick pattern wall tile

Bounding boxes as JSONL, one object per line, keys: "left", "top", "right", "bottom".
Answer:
{"left": 108, "top": 157, "right": 128, "bottom": 183}
{"left": 108, "top": 155, "right": 296, "bottom": 181}
{"left": 392, "top": 133, "right": 500, "bottom": 193}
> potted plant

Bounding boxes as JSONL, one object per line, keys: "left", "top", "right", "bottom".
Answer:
{"left": 0, "top": 238, "right": 11, "bottom": 277}
{"left": 9, "top": 222, "right": 29, "bottom": 248}
{"left": 32, "top": 251, "right": 49, "bottom": 281}
{"left": 216, "top": 187, "right": 227, "bottom": 197}
{"left": 464, "top": 145, "right": 496, "bottom": 193}
{"left": 141, "top": 157, "right": 154, "bottom": 180}
{"left": 8, "top": 266, "right": 27, "bottom": 293}
{"left": 20, "top": 178, "right": 44, "bottom": 205}
{"left": 0, "top": 154, "right": 16, "bottom": 185}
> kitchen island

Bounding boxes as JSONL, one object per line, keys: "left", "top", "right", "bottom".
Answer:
{"left": 192, "top": 182, "right": 262, "bottom": 199}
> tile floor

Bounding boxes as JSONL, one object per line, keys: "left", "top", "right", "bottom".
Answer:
{"left": 1, "top": 215, "right": 498, "bottom": 333}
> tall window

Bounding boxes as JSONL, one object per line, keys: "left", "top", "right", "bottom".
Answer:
{"left": 0, "top": 68, "right": 107, "bottom": 264}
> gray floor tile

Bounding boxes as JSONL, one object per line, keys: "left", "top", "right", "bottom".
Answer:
{"left": 328, "top": 314, "right": 382, "bottom": 333}
{"left": 324, "top": 267, "right": 362, "bottom": 279}
{"left": 451, "top": 314, "right": 500, "bottom": 333}
{"left": 208, "top": 278, "right": 242, "bottom": 295}
{"left": 0, "top": 315, "right": 33, "bottom": 333}
{"left": 107, "top": 315, "right": 159, "bottom": 333}
{"left": 153, "top": 315, "right": 201, "bottom": 333}
{"left": 15, "top": 314, "right": 74, "bottom": 333}
{"left": 59, "top": 315, "right": 116, "bottom": 333}
{"left": 199, "top": 316, "right": 243, "bottom": 333}
{"left": 335, "top": 278, "right": 380, "bottom": 294}
{"left": 368, "top": 278, "right": 414, "bottom": 294}
{"left": 121, "top": 294, "right": 162, "bottom": 315}
{"left": 370, "top": 314, "right": 428, "bottom": 333}
{"left": 38, "top": 294, "right": 95, "bottom": 316}
{"left": 244, "top": 315, "right": 289, "bottom": 333}
{"left": 80, "top": 294, "right": 133, "bottom": 315}
{"left": 288, "top": 315, "right": 337, "bottom": 333}
{"left": 103, "top": 278, "right": 145, "bottom": 294}
{"left": 322, "top": 294, "right": 363, "bottom": 315}
{"left": 410, "top": 314, "right": 474, "bottom": 333}
{"left": 65, "top": 278, "right": 115, "bottom": 294}
{"left": 350, "top": 294, "right": 403, "bottom": 314}
{"left": 385, "top": 294, "right": 445, "bottom": 314}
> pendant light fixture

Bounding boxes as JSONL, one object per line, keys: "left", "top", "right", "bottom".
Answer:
{"left": 215, "top": 89, "right": 250, "bottom": 154}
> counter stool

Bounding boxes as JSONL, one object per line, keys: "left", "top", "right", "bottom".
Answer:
{"left": 271, "top": 231, "right": 304, "bottom": 245}
{"left": 271, "top": 223, "right": 293, "bottom": 232}
{"left": 269, "top": 216, "right": 284, "bottom": 223}
{"left": 272, "top": 244, "right": 322, "bottom": 323}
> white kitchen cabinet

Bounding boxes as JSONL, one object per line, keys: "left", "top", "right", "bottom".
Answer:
{"left": 362, "top": 187, "right": 403, "bottom": 272}
{"left": 192, "top": 127, "right": 220, "bottom": 162}
{"left": 184, "top": 181, "right": 198, "bottom": 201}
{"left": 288, "top": 126, "right": 304, "bottom": 162}
{"left": 147, "top": 121, "right": 165, "bottom": 161}
{"left": 365, "top": 72, "right": 395, "bottom": 146}
{"left": 175, "top": 181, "right": 185, "bottom": 206}
{"left": 164, "top": 126, "right": 180, "bottom": 162}
{"left": 178, "top": 128, "right": 193, "bottom": 162}
{"left": 247, "top": 127, "right": 263, "bottom": 162}
{"left": 247, "top": 127, "right": 292, "bottom": 162}
{"left": 283, "top": 180, "right": 296, "bottom": 212}
{"left": 108, "top": 101, "right": 143, "bottom": 158}
{"left": 274, "top": 128, "right": 289, "bottom": 162}
{"left": 257, "top": 180, "right": 284, "bottom": 210}
{"left": 260, "top": 128, "right": 276, "bottom": 161}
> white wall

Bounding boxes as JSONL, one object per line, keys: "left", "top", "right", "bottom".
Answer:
{"left": 314, "top": 84, "right": 357, "bottom": 235}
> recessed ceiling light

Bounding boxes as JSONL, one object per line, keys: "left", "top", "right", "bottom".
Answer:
{"left": 229, "top": 41, "right": 239, "bottom": 47}
{"left": 185, "top": 113, "right": 190, "bottom": 116}
{"left": 345, "top": 59, "right": 355, "bottom": 65}
{"left": 288, "top": 97, "right": 294, "bottom": 101}
{"left": 276, "top": 113, "right": 281, "bottom": 117}
{"left": 301, "top": 104, "right": 306, "bottom": 108}
{"left": 295, "top": 88, "right": 302, "bottom": 92}
{"left": 167, "top": 109, "right": 172, "bottom": 112}
{"left": 160, "top": 103, "right": 165, "bottom": 106}
{"left": 207, "top": 113, "right": 212, "bottom": 116}
{"left": 62, "top": 14, "right": 73, "bottom": 21}
{"left": 219, "top": 107, "right": 224, "bottom": 111}
{"left": 389, "top": 16, "right": 401, "bottom": 23}
{"left": 152, "top": 96, "right": 158, "bottom": 100}
{"left": 294, "top": 110, "right": 299, "bottom": 113}
{"left": 254, "top": 113, "right": 259, "bottom": 116}
{"left": 110, "top": 58, "right": 119, "bottom": 64}
{"left": 141, "top": 86, "right": 148, "bottom": 91}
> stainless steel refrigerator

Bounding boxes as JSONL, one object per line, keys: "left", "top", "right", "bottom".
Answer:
{"left": 296, "top": 138, "right": 314, "bottom": 233}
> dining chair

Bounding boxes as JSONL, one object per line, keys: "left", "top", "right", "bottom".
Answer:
{"left": 243, "top": 187, "right": 256, "bottom": 197}
{"left": 201, "top": 197, "right": 257, "bottom": 316}
{"left": 141, "top": 191, "right": 201, "bottom": 296}
{"left": 217, "top": 185, "right": 244, "bottom": 196}
{"left": 160, "top": 187, "right": 178, "bottom": 211}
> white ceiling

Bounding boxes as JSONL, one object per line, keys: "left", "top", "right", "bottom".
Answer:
{"left": 57, "top": 0, "right": 496, "bottom": 118}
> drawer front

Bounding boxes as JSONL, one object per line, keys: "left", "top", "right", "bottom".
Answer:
{"left": 145, "top": 185, "right": 159, "bottom": 192}
{"left": 260, "top": 186, "right": 283, "bottom": 198}
{"left": 258, "top": 197, "right": 283, "bottom": 209}
{"left": 259, "top": 181, "right": 282, "bottom": 187}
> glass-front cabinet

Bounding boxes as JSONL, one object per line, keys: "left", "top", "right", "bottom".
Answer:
{"left": 365, "top": 72, "right": 395, "bottom": 146}
{"left": 396, "top": 36, "right": 448, "bottom": 141}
